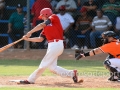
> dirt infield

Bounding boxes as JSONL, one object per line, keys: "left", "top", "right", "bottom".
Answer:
{"left": 0, "top": 49, "right": 108, "bottom": 60}
{"left": 1, "top": 49, "right": 119, "bottom": 88}
{"left": 0, "top": 76, "right": 120, "bottom": 88}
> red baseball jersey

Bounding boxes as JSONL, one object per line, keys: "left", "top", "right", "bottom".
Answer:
{"left": 99, "top": 39, "right": 120, "bottom": 58}
{"left": 41, "top": 14, "right": 63, "bottom": 41}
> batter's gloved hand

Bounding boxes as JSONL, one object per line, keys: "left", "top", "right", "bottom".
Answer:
{"left": 75, "top": 48, "right": 84, "bottom": 60}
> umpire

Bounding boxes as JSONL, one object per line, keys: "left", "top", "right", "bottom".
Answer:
{"left": 75, "top": 31, "right": 120, "bottom": 81}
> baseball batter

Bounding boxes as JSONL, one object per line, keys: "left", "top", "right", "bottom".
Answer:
{"left": 75, "top": 31, "right": 120, "bottom": 81}
{"left": 18, "top": 8, "right": 78, "bottom": 84}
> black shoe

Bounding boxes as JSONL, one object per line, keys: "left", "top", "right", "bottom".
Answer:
{"left": 108, "top": 76, "right": 118, "bottom": 81}
{"left": 18, "top": 80, "right": 31, "bottom": 84}
{"left": 117, "top": 78, "right": 120, "bottom": 82}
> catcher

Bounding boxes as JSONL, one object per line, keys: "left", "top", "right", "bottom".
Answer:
{"left": 75, "top": 31, "right": 120, "bottom": 81}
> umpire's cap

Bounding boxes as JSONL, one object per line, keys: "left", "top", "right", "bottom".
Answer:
{"left": 102, "top": 31, "right": 116, "bottom": 38}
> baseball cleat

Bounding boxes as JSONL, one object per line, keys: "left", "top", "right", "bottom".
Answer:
{"left": 9, "top": 80, "right": 32, "bottom": 84}
{"left": 108, "top": 75, "right": 118, "bottom": 81}
{"left": 117, "top": 78, "right": 120, "bottom": 82}
{"left": 18, "top": 80, "right": 31, "bottom": 84}
{"left": 72, "top": 70, "right": 78, "bottom": 83}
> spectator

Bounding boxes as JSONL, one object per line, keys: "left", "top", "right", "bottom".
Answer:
{"left": 30, "top": 0, "right": 35, "bottom": 9}
{"left": 83, "top": 0, "right": 98, "bottom": 18}
{"left": 90, "top": 9, "right": 112, "bottom": 48}
{"left": 114, "top": 15, "right": 120, "bottom": 38}
{"left": 55, "top": 0, "right": 77, "bottom": 16}
{"left": 0, "top": 0, "right": 8, "bottom": 34}
{"left": 0, "top": 0, "right": 5, "bottom": 19}
{"left": 7, "top": 4, "right": 25, "bottom": 49}
{"left": 57, "top": 5, "right": 75, "bottom": 48}
{"left": 80, "top": 0, "right": 88, "bottom": 6}
{"left": 47, "top": 0, "right": 58, "bottom": 13}
{"left": 31, "top": 0, "right": 52, "bottom": 49}
{"left": 76, "top": 0, "right": 81, "bottom": 11}
{"left": 95, "top": 0, "right": 108, "bottom": 9}
{"left": 70, "top": 7, "right": 92, "bottom": 50}
{"left": 102, "top": 0, "right": 120, "bottom": 25}
{"left": 74, "top": 0, "right": 82, "bottom": 16}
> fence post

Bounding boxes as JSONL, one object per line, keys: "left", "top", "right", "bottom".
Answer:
{"left": 24, "top": 0, "right": 30, "bottom": 50}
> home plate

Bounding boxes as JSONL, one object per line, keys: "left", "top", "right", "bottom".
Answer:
{"left": 9, "top": 80, "right": 21, "bottom": 83}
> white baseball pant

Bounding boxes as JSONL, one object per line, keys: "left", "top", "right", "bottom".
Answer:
{"left": 109, "top": 58, "right": 120, "bottom": 72}
{"left": 27, "top": 40, "right": 74, "bottom": 83}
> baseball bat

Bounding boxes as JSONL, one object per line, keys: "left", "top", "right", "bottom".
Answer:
{"left": 0, "top": 38, "right": 24, "bottom": 53}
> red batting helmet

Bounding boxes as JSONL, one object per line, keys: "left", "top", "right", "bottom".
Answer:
{"left": 38, "top": 8, "right": 53, "bottom": 19}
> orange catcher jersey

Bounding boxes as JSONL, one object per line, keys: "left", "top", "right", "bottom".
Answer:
{"left": 100, "top": 39, "right": 120, "bottom": 58}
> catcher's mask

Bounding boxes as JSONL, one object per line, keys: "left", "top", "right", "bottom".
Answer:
{"left": 101, "top": 31, "right": 116, "bottom": 44}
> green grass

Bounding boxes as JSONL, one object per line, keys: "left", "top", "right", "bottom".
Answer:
{"left": 0, "top": 87, "right": 119, "bottom": 90}
{"left": 0, "top": 59, "right": 106, "bottom": 76}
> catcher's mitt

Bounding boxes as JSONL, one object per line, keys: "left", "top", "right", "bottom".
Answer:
{"left": 75, "top": 48, "right": 84, "bottom": 60}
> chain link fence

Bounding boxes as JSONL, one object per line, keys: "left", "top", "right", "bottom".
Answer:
{"left": 0, "top": 0, "right": 120, "bottom": 49}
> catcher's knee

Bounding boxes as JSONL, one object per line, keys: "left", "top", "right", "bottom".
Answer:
{"left": 104, "top": 60, "right": 111, "bottom": 67}
{"left": 104, "top": 60, "right": 117, "bottom": 73}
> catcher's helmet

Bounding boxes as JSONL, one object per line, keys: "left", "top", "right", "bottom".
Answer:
{"left": 38, "top": 8, "right": 53, "bottom": 19}
{"left": 102, "top": 31, "right": 116, "bottom": 38}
